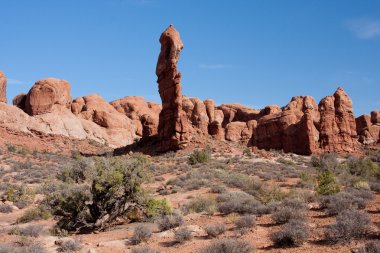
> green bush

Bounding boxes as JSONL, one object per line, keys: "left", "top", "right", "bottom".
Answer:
{"left": 182, "top": 196, "right": 217, "bottom": 214}
{"left": 316, "top": 170, "right": 341, "bottom": 195}
{"left": 145, "top": 197, "right": 172, "bottom": 218}
{"left": 44, "top": 156, "right": 167, "bottom": 231}
{"left": 5, "top": 184, "right": 35, "bottom": 209}
{"left": 17, "top": 206, "right": 51, "bottom": 223}
{"left": 188, "top": 148, "right": 211, "bottom": 165}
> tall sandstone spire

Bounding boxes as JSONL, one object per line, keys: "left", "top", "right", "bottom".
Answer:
{"left": 0, "top": 70, "right": 7, "bottom": 103}
{"left": 156, "top": 25, "right": 189, "bottom": 151}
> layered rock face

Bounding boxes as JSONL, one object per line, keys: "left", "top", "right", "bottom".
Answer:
{"left": 253, "top": 96, "right": 320, "bottom": 154}
{"left": 25, "top": 78, "right": 72, "bottom": 115}
{"left": 318, "top": 87, "right": 359, "bottom": 153}
{"left": 156, "top": 25, "right": 189, "bottom": 150}
{"left": 0, "top": 70, "right": 7, "bottom": 103}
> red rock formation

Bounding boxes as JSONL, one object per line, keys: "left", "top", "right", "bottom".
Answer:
{"left": 110, "top": 96, "right": 161, "bottom": 138}
{"left": 182, "top": 96, "right": 209, "bottom": 134}
{"left": 156, "top": 25, "right": 189, "bottom": 150}
{"left": 319, "top": 87, "right": 358, "bottom": 153}
{"left": 13, "top": 93, "right": 27, "bottom": 109}
{"left": 372, "top": 111, "right": 380, "bottom": 124}
{"left": 25, "top": 78, "right": 72, "bottom": 115}
{"left": 218, "top": 104, "right": 260, "bottom": 127}
{"left": 356, "top": 114, "right": 380, "bottom": 145}
{"left": 253, "top": 96, "right": 320, "bottom": 155}
{"left": 0, "top": 70, "right": 7, "bottom": 103}
{"left": 72, "top": 94, "right": 133, "bottom": 129}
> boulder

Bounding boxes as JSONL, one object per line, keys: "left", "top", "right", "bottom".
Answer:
{"left": 356, "top": 114, "right": 380, "bottom": 145}
{"left": 156, "top": 25, "right": 189, "bottom": 150}
{"left": 25, "top": 78, "right": 72, "bottom": 115}
{"left": 371, "top": 111, "right": 380, "bottom": 124}
{"left": 218, "top": 103, "right": 260, "bottom": 127}
{"left": 261, "top": 105, "right": 281, "bottom": 116}
{"left": 13, "top": 93, "right": 27, "bottom": 109}
{"left": 0, "top": 70, "right": 6, "bottom": 103}
{"left": 181, "top": 96, "right": 209, "bottom": 133}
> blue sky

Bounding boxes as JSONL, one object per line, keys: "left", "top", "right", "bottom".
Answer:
{"left": 1, "top": 0, "right": 379, "bottom": 116}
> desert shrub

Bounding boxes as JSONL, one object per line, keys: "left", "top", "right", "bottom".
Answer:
{"left": 243, "top": 148, "right": 253, "bottom": 158}
{"left": 199, "top": 239, "right": 254, "bottom": 253}
{"left": 210, "top": 185, "right": 226, "bottom": 193}
{"left": 174, "top": 226, "right": 192, "bottom": 243}
{"left": 132, "top": 247, "right": 161, "bottom": 253}
{"left": 157, "top": 211, "right": 184, "bottom": 231}
{"left": 7, "top": 144, "right": 17, "bottom": 152}
{"left": 0, "top": 204, "right": 12, "bottom": 213}
{"left": 0, "top": 243, "right": 15, "bottom": 253}
{"left": 310, "top": 155, "right": 320, "bottom": 167}
{"left": 298, "top": 172, "right": 315, "bottom": 189}
{"left": 321, "top": 189, "right": 373, "bottom": 215}
{"left": 20, "top": 224, "right": 44, "bottom": 237}
{"left": 271, "top": 219, "right": 309, "bottom": 246}
{"left": 188, "top": 148, "right": 211, "bottom": 165}
{"left": 353, "top": 180, "right": 371, "bottom": 190}
{"left": 325, "top": 210, "right": 371, "bottom": 243}
{"left": 256, "top": 186, "right": 287, "bottom": 204}
{"left": 217, "top": 192, "right": 263, "bottom": 215}
{"left": 271, "top": 206, "right": 305, "bottom": 224}
{"left": 256, "top": 201, "right": 279, "bottom": 215}
{"left": 20, "top": 241, "right": 47, "bottom": 253}
{"left": 369, "top": 182, "right": 380, "bottom": 193}
{"left": 56, "top": 157, "right": 95, "bottom": 183}
{"left": 345, "top": 157, "right": 380, "bottom": 179}
{"left": 17, "top": 206, "right": 51, "bottom": 223}
{"left": 365, "top": 149, "right": 380, "bottom": 163}
{"left": 316, "top": 170, "right": 341, "bottom": 195}
{"left": 57, "top": 239, "right": 82, "bottom": 252}
{"left": 131, "top": 224, "right": 152, "bottom": 244}
{"left": 145, "top": 198, "right": 172, "bottom": 218}
{"left": 182, "top": 197, "right": 217, "bottom": 214}
{"left": 44, "top": 156, "right": 165, "bottom": 231}
{"left": 281, "top": 198, "right": 308, "bottom": 210}
{"left": 317, "top": 153, "right": 339, "bottom": 171}
{"left": 234, "top": 215, "right": 256, "bottom": 229}
{"left": 205, "top": 223, "right": 227, "bottom": 238}
{"left": 5, "top": 184, "right": 35, "bottom": 209}
{"left": 18, "top": 147, "right": 29, "bottom": 155}
{"left": 271, "top": 198, "right": 307, "bottom": 224}
{"left": 357, "top": 241, "right": 380, "bottom": 253}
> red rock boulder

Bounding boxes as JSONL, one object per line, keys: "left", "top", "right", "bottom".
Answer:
{"left": 13, "top": 93, "right": 27, "bottom": 109}
{"left": 371, "top": 111, "right": 380, "bottom": 124}
{"left": 356, "top": 114, "right": 380, "bottom": 145}
{"left": 25, "top": 78, "right": 72, "bottom": 115}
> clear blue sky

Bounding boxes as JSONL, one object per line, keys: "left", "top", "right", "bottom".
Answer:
{"left": 1, "top": 0, "right": 379, "bottom": 116}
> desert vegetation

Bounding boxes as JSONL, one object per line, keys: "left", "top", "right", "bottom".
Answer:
{"left": 0, "top": 145, "right": 379, "bottom": 252}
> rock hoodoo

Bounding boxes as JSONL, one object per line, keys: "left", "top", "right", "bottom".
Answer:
{"left": 156, "top": 25, "right": 189, "bottom": 151}
{"left": 0, "top": 70, "right": 7, "bottom": 103}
